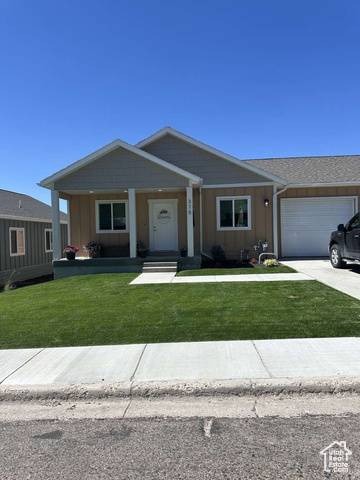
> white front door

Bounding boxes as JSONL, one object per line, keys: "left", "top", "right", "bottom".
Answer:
{"left": 149, "top": 199, "right": 178, "bottom": 251}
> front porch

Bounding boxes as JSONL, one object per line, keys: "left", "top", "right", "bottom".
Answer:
{"left": 53, "top": 254, "right": 202, "bottom": 279}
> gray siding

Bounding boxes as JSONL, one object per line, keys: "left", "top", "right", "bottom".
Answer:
{"left": 142, "top": 134, "right": 271, "bottom": 185}
{"left": 54, "top": 147, "right": 189, "bottom": 190}
{"left": 0, "top": 219, "right": 67, "bottom": 283}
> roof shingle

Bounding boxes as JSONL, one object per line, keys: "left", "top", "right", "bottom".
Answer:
{"left": 244, "top": 155, "right": 360, "bottom": 185}
{"left": 0, "top": 189, "right": 68, "bottom": 222}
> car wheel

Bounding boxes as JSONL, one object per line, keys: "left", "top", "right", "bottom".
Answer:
{"left": 330, "top": 244, "right": 345, "bottom": 269}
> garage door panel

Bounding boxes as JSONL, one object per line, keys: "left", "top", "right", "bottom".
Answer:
{"left": 281, "top": 197, "right": 356, "bottom": 257}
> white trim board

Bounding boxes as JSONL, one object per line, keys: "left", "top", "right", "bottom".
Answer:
{"left": 136, "top": 127, "right": 287, "bottom": 185}
{"left": 0, "top": 214, "right": 68, "bottom": 224}
{"left": 287, "top": 182, "right": 360, "bottom": 188}
{"left": 39, "top": 138, "right": 202, "bottom": 189}
{"left": 203, "top": 182, "right": 274, "bottom": 189}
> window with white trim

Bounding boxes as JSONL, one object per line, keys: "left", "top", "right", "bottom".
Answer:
{"left": 9, "top": 227, "right": 25, "bottom": 256}
{"left": 95, "top": 200, "right": 129, "bottom": 233}
{"left": 216, "top": 196, "right": 251, "bottom": 230}
{"left": 45, "top": 229, "right": 53, "bottom": 252}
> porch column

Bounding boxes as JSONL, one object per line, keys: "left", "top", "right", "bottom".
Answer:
{"left": 128, "top": 188, "right": 137, "bottom": 258}
{"left": 51, "top": 189, "right": 61, "bottom": 261}
{"left": 186, "top": 186, "right": 194, "bottom": 257}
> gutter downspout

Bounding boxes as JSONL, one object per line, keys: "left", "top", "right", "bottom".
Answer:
{"left": 273, "top": 183, "right": 288, "bottom": 258}
{"left": 199, "top": 184, "right": 213, "bottom": 260}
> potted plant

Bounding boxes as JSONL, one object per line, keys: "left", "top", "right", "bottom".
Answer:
{"left": 180, "top": 247, "right": 187, "bottom": 258}
{"left": 63, "top": 245, "right": 79, "bottom": 260}
{"left": 137, "top": 241, "right": 149, "bottom": 258}
{"left": 83, "top": 241, "right": 102, "bottom": 258}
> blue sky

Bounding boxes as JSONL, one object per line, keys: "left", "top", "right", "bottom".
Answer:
{"left": 1, "top": 0, "right": 360, "bottom": 210}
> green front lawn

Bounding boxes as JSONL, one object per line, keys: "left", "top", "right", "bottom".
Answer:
{"left": 177, "top": 266, "right": 296, "bottom": 276}
{"left": 0, "top": 274, "right": 359, "bottom": 349}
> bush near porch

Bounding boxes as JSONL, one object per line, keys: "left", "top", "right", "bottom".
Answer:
{"left": 0, "top": 274, "right": 359, "bottom": 349}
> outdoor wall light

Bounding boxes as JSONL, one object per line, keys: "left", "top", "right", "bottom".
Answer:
{"left": 264, "top": 198, "right": 269, "bottom": 207}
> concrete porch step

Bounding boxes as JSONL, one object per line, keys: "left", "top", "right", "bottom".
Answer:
{"left": 142, "top": 262, "right": 178, "bottom": 273}
{"left": 143, "top": 262, "right": 178, "bottom": 267}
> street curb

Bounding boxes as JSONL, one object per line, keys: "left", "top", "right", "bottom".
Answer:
{"left": 2, "top": 377, "right": 360, "bottom": 401}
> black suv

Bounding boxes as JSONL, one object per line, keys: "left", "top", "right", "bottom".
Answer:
{"left": 329, "top": 212, "right": 360, "bottom": 268}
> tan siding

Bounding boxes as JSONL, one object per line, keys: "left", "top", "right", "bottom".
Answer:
{"left": 70, "top": 192, "right": 192, "bottom": 256}
{"left": 54, "top": 147, "right": 189, "bottom": 190}
{"left": 277, "top": 186, "right": 360, "bottom": 256}
{"left": 142, "top": 134, "right": 271, "bottom": 185}
{"left": 202, "top": 186, "right": 273, "bottom": 259}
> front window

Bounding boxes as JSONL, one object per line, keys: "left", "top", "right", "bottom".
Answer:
{"left": 45, "top": 229, "right": 53, "bottom": 252}
{"left": 216, "top": 196, "right": 251, "bottom": 230}
{"left": 9, "top": 227, "right": 25, "bottom": 256}
{"left": 96, "top": 200, "right": 128, "bottom": 233}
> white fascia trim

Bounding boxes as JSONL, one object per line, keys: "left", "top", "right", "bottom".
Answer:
{"left": 287, "top": 182, "right": 360, "bottom": 188}
{"left": 0, "top": 214, "right": 68, "bottom": 224}
{"left": 39, "top": 138, "right": 201, "bottom": 189}
{"left": 202, "top": 182, "right": 274, "bottom": 189}
{"left": 135, "top": 127, "right": 287, "bottom": 185}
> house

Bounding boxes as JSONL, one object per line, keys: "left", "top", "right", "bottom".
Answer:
{"left": 0, "top": 189, "right": 68, "bottom": 285}
{"left": 38, "top": 127, "right": 360, "bottom": 278}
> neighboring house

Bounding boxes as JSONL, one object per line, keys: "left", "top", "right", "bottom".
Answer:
{"left": 38, "top": 127, "right": 360, "bottom": 277}
{"left": 0, "top": 189, "right": 68, "bottom": 285}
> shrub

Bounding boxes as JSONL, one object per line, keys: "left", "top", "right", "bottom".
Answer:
{"left": 264, "top": 258, "right": 279, "bottom": 267}
{"left": 210, "top": 245, "right": 226, "bottom": 264}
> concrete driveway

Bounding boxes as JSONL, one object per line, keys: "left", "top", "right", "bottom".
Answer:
{"left": 280, "top": 259, "right": 360, "bottom": 300}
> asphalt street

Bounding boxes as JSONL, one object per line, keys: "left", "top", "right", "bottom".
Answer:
{"left": 0, "top": 409, "right": 359, "bottom": 479}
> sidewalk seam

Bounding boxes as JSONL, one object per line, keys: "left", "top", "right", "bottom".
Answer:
{"left": 130, "top": 344, "right": 147, "bottom": 381}
{"left": 251, "top": 341, "right": 273, "bottom": 379}
{"left": 0, "top": 349, "right": 45, "bottom": 385}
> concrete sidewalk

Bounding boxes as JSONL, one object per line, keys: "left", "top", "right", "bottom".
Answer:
{"left": 280, "top": 259, "right": 360, "bottom": 300}
{"left": 130, "top": 272, "right": 313, "bottom": 285}
{"left": 1, "top": 338, "right": 360, "bottom": 398}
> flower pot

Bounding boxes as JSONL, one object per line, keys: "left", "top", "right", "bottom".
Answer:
{"left": 180, "top": 250, "right": 187, "bottom": 258}
{"left": 89, "top": 250, "right": 100, "bottom": 258}
{"left": 138, "top": 251, "right": 147, "bottom": 258}
{"left": 65, "top": 252, "right": 76, "bottom": 260}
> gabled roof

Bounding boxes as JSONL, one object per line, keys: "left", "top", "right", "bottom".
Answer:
{"left": 0, "top": 189, "right": 68, "bottom": 222}
{"left": 39, "top": 138, "right": 202, "bottom": 189}
{"left": 136, "top": 127, "right": 287, "bottom": 185}
{"left": 244, "top": 155, "right": 360, "bottom": 186}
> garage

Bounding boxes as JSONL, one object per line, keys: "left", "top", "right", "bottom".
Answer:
{"left": 281, "top": 197, "right": 357, "bottom": 257}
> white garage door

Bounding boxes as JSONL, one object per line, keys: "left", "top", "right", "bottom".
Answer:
{"left": 281, "top": 197, "right": 357, "bottom": 257}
